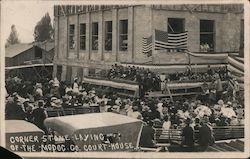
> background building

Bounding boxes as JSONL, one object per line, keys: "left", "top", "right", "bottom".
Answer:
{"left": 53, "top": 4, "right": 244, "bottom": 82}
{"left": 5, "top": 40, "right": 54, "bottom": 80}
{"left": 5, "top": 40, "right": 54, "bottom": 67}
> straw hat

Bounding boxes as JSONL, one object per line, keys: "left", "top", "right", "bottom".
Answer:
{"left": 218, "top": 99, "right": 224, "bottom": 106}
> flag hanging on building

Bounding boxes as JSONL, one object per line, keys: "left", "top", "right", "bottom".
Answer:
{"left": 142, "top": 30, "right": 188, "bottom": 56}
{"left": 155, "top": 29, "right": 188, "bottom": 50}
{"left": 142, "top": 35, "right": 153, "bottom": 57}
{"left": 142, "top": 29, "right": 188, "bottom": 56}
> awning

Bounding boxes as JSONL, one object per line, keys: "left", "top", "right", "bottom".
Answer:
{"left": 83, "top": 77, "right": 139, "bottom": 91}
{"left": 5, "top": 120, "right": 44, "bottom": 152}
{"left": 44, "top": 113, "right": 143, "bottom": 152}
{"left": 5, "top": 63, "right": 53, "bottom": 70}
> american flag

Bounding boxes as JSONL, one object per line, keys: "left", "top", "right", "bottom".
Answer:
{"left": 142, "top": 35, "right": 153, "bottom": 56}
{"left": 142, "top": 30, "right": 188, "bottom": 56}
{"left": 154, "top": 29, "right": 188, "bottom": 50}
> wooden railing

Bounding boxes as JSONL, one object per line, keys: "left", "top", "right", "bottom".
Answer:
{"left": 154, "top": 126, "right": 244, "bottom": 144}
{"left": 46, "top": 106, "right": 100, "bottom": 117}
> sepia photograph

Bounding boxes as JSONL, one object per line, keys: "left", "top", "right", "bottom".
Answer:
{"left": 0, "top": 0, "right": 249, "bottom": 158}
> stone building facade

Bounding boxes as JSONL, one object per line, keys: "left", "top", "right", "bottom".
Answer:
{"left": 53, "top": 4, "right": 243, "bottom": 82}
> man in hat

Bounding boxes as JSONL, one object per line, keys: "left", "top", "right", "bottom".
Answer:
{"left": 99, "top": 101, "right": 108, "bottom": 113}
{"left": 111, "top": 105, "right": 120, "bottom": 114}
{"left": 162, "top": 115, "right": 171, "bottom": 130}
{"left": 128, "top": 105, "right": 142, "bottom": 120}
{"left": 230, "top": 115, "right": 239, "bottom": 126}
{"left": 50, "top": 97, "right": 62, "bottom": 108}
{"left": 53, "top": 77, "right": 60, "bottom": 87}
{"left": 181, "top": 118, "right": 195, "bottom": 152}
{"left": 214, "top": 73, "right": 223, "bottom": 101}
{"left": 232, "top": 78, "right": 240, "bottom": 101}
{"left": 72, "top": 77, "right": 79, "bottom": 95}
{"left": 23, "top": 99, "right": 34, "bottom": 122}
{"left": 49, "top": 78, "right": 61, "bottom": 98}
{"left": 34, "top": 83, "right": 43, "bottom": 100}
{"left": 32, "top": 100, "right": 48, "bottom": 133}
{"left": 139, "top": 120, "right": 155, "bottom": 148}
{"left": 197, "top": 117, "right": 214, "bottom": 151}
{"left": 217, "top": 99, "right": 225, "bottom": 107}
{"left": 65, "top": 83, "right": 73, "bottom": 94}
{"left": 5, "top": 96, "right": 26, "bottom": 120}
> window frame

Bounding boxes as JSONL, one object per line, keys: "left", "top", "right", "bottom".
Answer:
{"left": 91, "top": 22, "right": 99, "bottom": 51}
{"left": 104, "top": 21, "right": 112, "bottom": 51}
{"left": 167, "top": 18, "right": 185, "bottom": 33}
{"left": 69, "top": 24, "right": 75, "bottom": 50}
{"left": 200, "top": 19, "right": 215, "bottom": 52}
{"left": 79, "top": 23, "right": 86, "bottom": 51}
{"left": 119, "top": 19, "right": 128, "bottom": 52}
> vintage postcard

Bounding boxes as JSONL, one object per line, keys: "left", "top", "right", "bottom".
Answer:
{"left": 0, "top": 0, "right": 249, "bottom": 158}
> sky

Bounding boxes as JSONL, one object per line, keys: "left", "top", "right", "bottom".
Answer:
{"left": 2, "top": 1, "right": 54, "bottom": 43}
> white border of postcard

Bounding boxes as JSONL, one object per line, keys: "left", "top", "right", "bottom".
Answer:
{"left": 0, "top": 0, "right": 249, "bottom": 158}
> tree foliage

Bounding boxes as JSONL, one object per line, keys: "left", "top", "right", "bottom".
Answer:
{"left": 34, "top": 12, "right": 53, "bottom": 42}
{"left": 6, "top": 25, "right": 20, "bottom": 47}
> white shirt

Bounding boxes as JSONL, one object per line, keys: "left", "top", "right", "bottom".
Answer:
{"left": 72, "top": 82, "right": 79, "bottom": 93}
{"left": 162, "top": 121, "right": 171, "bottom": 130}
{"left": 157, "top": 102, "right": 163, "bottom": 117}
{"left": 128, "top": 111, "right": 141, "bottom": 119}
{"left": 35, "top": 88, "right": 43, "bottom": 97}
{"left": 65, "top": 87, "right": 72, "bottom": 94}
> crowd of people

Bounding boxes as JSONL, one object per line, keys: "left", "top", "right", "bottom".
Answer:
{"left": 168, "top": 65, "right": 229, "bottom": 82}
{"left": 200, "top": 43, "right": 213, "bottom": 52}
{"left": 107, "top": 64, "right": 161, "bottom": 92}
{"left": 5, "top": 70, "right": 244, "bottom": 151}
{"left": 5, "top": 60, "right": 243, "bottom": 152}
{"left": 105, "top": 64, "right": 230, "bottom": 97}
{"left": 107, "top": 64, "right": 229, "bottom": 83}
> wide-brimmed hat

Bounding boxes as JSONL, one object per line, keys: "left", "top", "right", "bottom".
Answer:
{"left": 36, "top": 83, "right": 42, "bottom": 88}
{"left": 218, "top": 99, "right": 224, "bottom": 105}
{"left": 214, "top": 104, "right": 221, "bottom": 110}
{"left": 53, "top": 83, "right": 59, "bottom": 87}
{"left": 227, "top": 101, "right": 232, "bottom": 107}
{"left": 51, "top": 97, "right": 58, "bottom": 101}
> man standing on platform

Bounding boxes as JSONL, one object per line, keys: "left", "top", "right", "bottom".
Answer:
{"left": 214, "top": 73, "right": 223, "bottom": 101}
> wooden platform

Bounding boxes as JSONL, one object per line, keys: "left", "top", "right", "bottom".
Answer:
{"left": 145, "top": 91, "right": 200, "bottom": 98}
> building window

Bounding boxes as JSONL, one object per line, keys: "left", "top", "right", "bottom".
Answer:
{"left": 77, "top": 67, "right": 83, "bottom": 81}
{"left": 79, "top": 23, "right": 86, "bottom": 50}
{"left": 69, "top": 24, "right": 75, "bottom": 49}
{"left": 92, "top": 22, "right": 98, "bottom": 50}
{"left": 66, "top": 66, "right": 72, "bottom": 82}
{"left": 105, "top": 21, "right": 112, "bottom": 51}
{"left": 168, "top": 18, "right": 185, "bottom": 33}
{"left": 56, "top": 65, "right": 62, "bottom": 80}
{"left": 200, "top": 20, "right": 215, "bottom": 52}
{"left": 119, "top": 20, "right": 128, "bottom": 51}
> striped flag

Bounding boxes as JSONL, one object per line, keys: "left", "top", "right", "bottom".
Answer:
{"left": 142, "top": 35, "right": 153, "bottom": 57}
{"left": 154, "top": 29, "right": 188, "bottom": 51}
